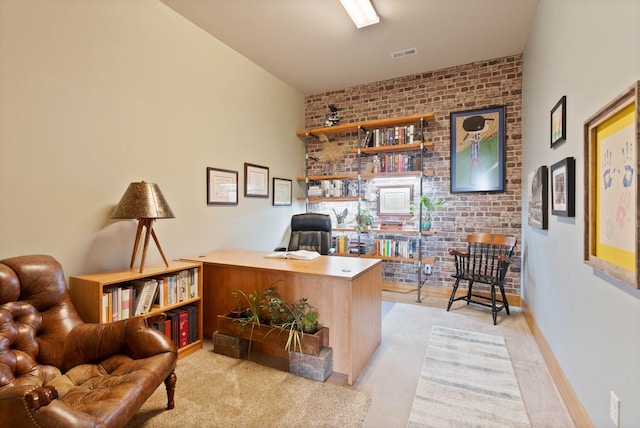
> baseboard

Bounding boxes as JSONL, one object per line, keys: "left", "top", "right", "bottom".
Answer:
{"left": 522, "top": 301, "right": 593, "bottom": 428}
{"left": 382, "top": 282, "right": 522, "bottom": 307}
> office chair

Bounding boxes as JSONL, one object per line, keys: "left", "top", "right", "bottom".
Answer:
{"left": 282, "top": 213, "right": 333, "bottom": 255}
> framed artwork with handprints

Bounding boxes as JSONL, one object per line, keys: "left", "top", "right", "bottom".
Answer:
{"left": 584, "top": 81, "right": 639, "bottom": 289}
{"left": 450, "top": 106, "right": 506, "bottom": 193}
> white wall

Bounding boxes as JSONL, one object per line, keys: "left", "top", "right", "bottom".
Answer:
{"left": 522, "top": 0, "right": 640, "bottom": 426}
{"left": 0, "top": 1, "right": 305, "bottom": 277}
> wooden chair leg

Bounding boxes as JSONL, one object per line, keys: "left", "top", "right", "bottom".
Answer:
{"left": 499, "top": 284, "right": 510, "bottom": 315}
{"left": 164, "top": 371, "right": 177, "bottom": 410}
{"left": 491, "top": 283, "right": 498, "bottom": 325}
{"left": 466, "top": 280, "right": 474, "bottom": 304}
{"left": 447, "top": 278, "right": 461, "bottom": 311}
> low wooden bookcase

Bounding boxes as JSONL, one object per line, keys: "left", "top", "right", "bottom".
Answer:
{"left": 69, "top": 260, "right": 203, "bottom": 359}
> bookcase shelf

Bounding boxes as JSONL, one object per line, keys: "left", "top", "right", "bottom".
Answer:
{"left": 69, "top": 260, "right": 203, "bottom": 359}
{"left": 297, "top": 112, "right": 438, "bottom": 302}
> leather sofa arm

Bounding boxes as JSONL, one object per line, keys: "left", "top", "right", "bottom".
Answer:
{"left": 62, "top": 317, "right": 176, "bottom": 372}
{"left": 0, "top": 385, "right": 58, "bottom": 427}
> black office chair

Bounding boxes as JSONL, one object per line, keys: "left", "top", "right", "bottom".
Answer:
{"left": 283, "top": 213, "right": 333, "bottom": 255}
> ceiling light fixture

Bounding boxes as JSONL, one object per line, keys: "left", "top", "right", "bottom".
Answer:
{"left": 339, "top": 0, "right": 380, "bottom": 29}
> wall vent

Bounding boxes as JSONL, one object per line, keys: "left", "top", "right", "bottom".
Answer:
{"left": 391, "top": 47, "right": 418, "bottom": 59}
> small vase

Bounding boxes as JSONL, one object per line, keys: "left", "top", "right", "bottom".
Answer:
{"left": 421, "top": 220, "right": 432, "bottom": 231}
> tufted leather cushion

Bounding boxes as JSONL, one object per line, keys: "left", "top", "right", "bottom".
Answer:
{"left": 0, "top": 255, "right": 177, "bottom": 428}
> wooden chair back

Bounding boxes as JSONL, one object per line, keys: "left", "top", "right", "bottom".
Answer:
{"left": 451, "top": 233, "right": 517, "bottom": 284}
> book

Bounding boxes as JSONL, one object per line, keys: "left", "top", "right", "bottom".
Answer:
{"left": 264, "top": 250, "right": 321, "bottom": 261}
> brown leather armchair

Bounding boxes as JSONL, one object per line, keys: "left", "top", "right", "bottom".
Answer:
{"left": 0, "top": 255, "right": 177, "bottom": 428}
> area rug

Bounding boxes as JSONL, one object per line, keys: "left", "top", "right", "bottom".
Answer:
{"left": 407, "top": 326, "right": 531, "bottom": 427}
{"left": 126, "top": 349, "right": 370, "bottom": 428}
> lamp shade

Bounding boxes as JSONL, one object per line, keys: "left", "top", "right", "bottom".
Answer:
{"left": 111, "top": 181, "right": 175, "bottom": 219}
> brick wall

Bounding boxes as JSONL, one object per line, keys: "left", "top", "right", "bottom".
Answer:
{"left": 302, "top": 55, "right": 523, "bottom": 295}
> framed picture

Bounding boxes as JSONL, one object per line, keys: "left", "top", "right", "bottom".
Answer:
{"left": 550, "top": 157, "right": 575, "bottom": 217}
{"left": 244, "top": 163, "right": 269, "bottom": 198}
{"left": 377, "top": 185, "right": 413, "bottom": 216}
{"left": 207, "top": 167, "right": 238, "bottom": 206}
{"left": 450, "top": 106, "right": 506, "bottom": 193}
{"left": 551, "top": 96, "right": 567, "bottom": 148}
{"left": 584, "top": 81, "right": 639, "bottom": 289}
{"left": 527, "top": 165, "right": 548, "bottom": 230}
{"left": 272, "top": 177, "right": 292, "bottom": 206}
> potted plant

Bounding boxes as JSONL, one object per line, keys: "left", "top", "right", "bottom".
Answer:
{"left": 228, "top": 289, "right": 264, "bottom": 355}
{"left": 419, "top": 194, "right": 446, "bottom": 231}
{"left": 354, "top": 204, "right": 373, "bottom": 232}
{"left": 218, "top": 287, "right": 326, "bottom": 356}
{"left": 261, "top": 288, "right": 322, "bottom": 353}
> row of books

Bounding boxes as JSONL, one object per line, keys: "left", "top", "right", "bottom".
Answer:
{"left": 307, "top": 179, "right": 359, "bottom": 198}
{"left": 333, "top": 237, "right": 418, "bottom": 259}
{"left": 149, "top": 304, "right": 199, "bottom": 349}
{"left": 370, "top": 154, "right": 420, "bottom": 173}
{"left": 373, "top": 239, "right": 418, "bottom": 258}
{"left": 101, "top": 268, "right": 199, "bottom": 323}
{"left": 334, "top": 235, "right": 361, "bottom": 255}
{"left": 362, "top": 125, "right": 418, "bottom": 147}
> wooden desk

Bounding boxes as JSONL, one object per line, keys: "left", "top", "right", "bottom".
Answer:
{"left": 182, "top": 249, "right": 382, "bottom": 385}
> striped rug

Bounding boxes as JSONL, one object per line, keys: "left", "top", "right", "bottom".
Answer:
{"left": 407, "top": 326, "right": 531, "bottom": 427}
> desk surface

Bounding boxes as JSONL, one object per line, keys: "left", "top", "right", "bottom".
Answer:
{"left": 183, "top": 249, "right": 381, "bottom": 279}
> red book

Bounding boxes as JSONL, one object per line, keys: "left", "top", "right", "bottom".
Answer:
{"left": 163, "top": 318, "right": 172, "bottom": 341}
{"left": 178, "top": 310, "right": 189, "bottom": 348}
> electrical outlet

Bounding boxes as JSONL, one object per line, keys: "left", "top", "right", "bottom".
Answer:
{"left": 610, "top": 391, "right": 620, "bottom": 427}
{"left": 424, "top": 264, "right": 432, "bottom": 275}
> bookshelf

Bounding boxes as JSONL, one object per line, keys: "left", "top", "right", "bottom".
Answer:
{"left": 296, "top": 113, "right": 437, "bottom": 301}
{"left": 69, "top": 260, "right": 203, "bottom": 359}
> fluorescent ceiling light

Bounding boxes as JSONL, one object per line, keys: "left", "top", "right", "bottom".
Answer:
{"left": 339, "top": 0, "right": 380, "bottom": 29}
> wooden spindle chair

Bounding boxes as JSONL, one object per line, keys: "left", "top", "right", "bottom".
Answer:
{"left": 446, "top": 233, "right": 517, "bottom": 325}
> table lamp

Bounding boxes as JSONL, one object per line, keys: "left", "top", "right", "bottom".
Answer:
{"left": 111, "top": 181, "right": 175, "bottom": 273}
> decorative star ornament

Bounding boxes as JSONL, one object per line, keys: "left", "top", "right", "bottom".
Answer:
{"left": 318, "top": 134, "right": 342, "bottom": 174}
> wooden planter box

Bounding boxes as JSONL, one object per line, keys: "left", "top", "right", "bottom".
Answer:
{"left": 216, "top": 314, "right": 329, "bottom": 356}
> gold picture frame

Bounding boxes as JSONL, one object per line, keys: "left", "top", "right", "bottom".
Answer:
{"left": 584, "top": 81, "right": 639, "bottom": 289}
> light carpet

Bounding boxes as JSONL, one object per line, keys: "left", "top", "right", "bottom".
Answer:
{"left": 126, "top": 349, "right": 370, "bottom": 428}
{"left": 407, "top": 326, "right": 531, "bottom": 428}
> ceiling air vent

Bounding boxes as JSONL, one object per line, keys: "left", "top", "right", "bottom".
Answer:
{"left": 390, "top": 47, "right": 418, "bottom": 59}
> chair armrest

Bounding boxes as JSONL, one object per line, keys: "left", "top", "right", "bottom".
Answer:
{"left": 0, "top": 385, "right": 58, "bottom": 427}
{"left": 449, "top": 249, "right": 469, "bottom": 257}
{"left": 62, "top": 317, "right": 176, "bottom": 372}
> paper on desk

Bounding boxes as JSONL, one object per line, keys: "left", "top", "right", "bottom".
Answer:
{"left": 264, "top": 250, "right": 321, "bottom": 260}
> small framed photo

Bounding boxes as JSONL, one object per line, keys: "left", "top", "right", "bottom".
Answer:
{"left": 550, "top": 157, "right": 575, "bottom": 217}
{"left": 272, "top": 177, "right": 292, "bottom": 206}
{"left": 551, "top": 96, "right": 567, "bottom": 148}
{"left": 244, "top": 163, "right": 269, "bottom": 198}
{"left": 207, "top": 167, "right": 238, "bottom": 206}
{"left": 527, "top": 165, "right": 548, "bottom": 230}
{"left": 450, "top": 106, "right": 506, "bottom": 193}
{"left": 377, "top": 185, "right": 413, "bottom": 216}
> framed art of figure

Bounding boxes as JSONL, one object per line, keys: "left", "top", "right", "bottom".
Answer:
{"left": 584, "top": 81, "right": 639, "bottom": 289}
{"left": 550, "top": 157, "right": 575, "bottom": 217}
{"left": 450, "top": 106, "right": 506, "bottom": 193}
{"left": 551, "top": 96, "right": 567, "bottom": 148}
{"left": 527, "top": 165, "right": 548, "bottom": 230}
{"left": 244, "top": 163, "right": 269, "bottom": 198}
{"left": 207, "top": 167, "right": 238, "bottom": 206}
